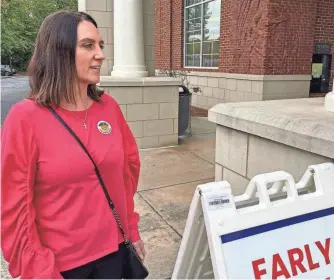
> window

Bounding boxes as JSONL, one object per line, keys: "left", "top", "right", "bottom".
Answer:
{"left": 184, "top": 0, "right": 221, "bottom": 68}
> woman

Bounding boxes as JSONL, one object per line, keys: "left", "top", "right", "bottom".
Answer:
{"left": 1, "top": 10, "right": 146, "bottom": 279}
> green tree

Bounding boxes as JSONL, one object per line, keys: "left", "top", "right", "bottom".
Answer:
{"left": 1, "top": 0, "right": 77, "bottom": 71}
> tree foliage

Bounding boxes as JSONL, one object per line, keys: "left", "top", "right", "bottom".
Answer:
{"left": 1, "top": 0, "right": 77, "bottom": 70}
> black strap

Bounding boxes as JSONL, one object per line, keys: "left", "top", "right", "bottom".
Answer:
{"left": 47, "top": 106, "right": 129, "bottom": 243}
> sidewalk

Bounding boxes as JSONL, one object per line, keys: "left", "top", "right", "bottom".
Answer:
{"left": 136, "top": 117, "right": 216, "bottom": 279}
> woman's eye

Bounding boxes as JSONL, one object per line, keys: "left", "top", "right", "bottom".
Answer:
{"left": 100, "top": 45, "right": 105, "bottom": 50}
{"left": 84, "top": 43, "right": 93, "bottom": 49}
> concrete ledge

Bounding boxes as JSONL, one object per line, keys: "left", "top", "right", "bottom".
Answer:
{"left": 209, "top": 98, "right": 334, "bottom": 158}
{"left": 214, "top": 132, "right": 330, "bottom": 194}
{"left": 215, "top": 126, "right": 248, "bottom": 176}
{"left": 247, "top": 134, "right": 330, "bottom": 180}
{"left": 184, "top": 71, "right": 312, "bottom": 109}
{"left": 211, "top": 98, "right": 333, "bottom": 195}
{"left": 99, "top": 76, "right": 181, "bottom": 87}
{"left": 187, "top": 72, "right": 311, "bottom": 81}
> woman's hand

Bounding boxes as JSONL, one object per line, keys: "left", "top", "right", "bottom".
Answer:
{"left": 132, "top": 239, "right": 146, "bottom": 261}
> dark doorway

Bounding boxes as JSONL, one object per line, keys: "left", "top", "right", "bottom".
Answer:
{"left": 310, "top": 53, "right": 332, "bottom": 94}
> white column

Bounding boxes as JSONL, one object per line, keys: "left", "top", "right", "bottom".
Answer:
{"left": 111, "top": 0, "right": 148, "bottom": 78}
{"left": 325, "top": 79, "right": 334, "bottom": 113}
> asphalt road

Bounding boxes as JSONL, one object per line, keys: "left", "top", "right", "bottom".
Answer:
{"left": 1, "top": 75, "right": 30, "bottom": 126}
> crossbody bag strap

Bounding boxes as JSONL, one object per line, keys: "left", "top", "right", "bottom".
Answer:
{"left": 47, "top": 106, "right": 130, "bottom": 244}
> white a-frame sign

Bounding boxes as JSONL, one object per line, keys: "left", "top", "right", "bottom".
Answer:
{"left": 172, "top": 162, "right": 334, "bottom": 279}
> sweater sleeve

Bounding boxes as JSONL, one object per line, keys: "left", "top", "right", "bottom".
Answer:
{"left": 118, "top": 105, "right": 141, "bottom": 243}
{"left": 1, "top": 106, "right": 63, "bottom": 279}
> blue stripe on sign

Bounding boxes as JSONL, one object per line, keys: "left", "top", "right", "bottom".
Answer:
{"left": 221, "top": 207, "right": 334, "bottom": 244}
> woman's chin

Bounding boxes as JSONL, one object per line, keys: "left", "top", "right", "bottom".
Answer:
{"left": 85, "top": 77, "right": 100, "bottom": 85}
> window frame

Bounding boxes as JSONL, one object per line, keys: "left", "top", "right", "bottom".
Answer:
{"left": 183, "top": 0, "right": 220, "bottom": 69}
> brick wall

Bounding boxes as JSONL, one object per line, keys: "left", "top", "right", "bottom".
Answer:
{"left": 220, "top": 0, "right": 317, "bottom": 75}
{"left": 155, "top": 0, "right": 172, "bottom": 69}
{"left": 171, "top": 0, "right": 183, "bottom": 69}
{"left": 314, "top": 0, "right": 334, "bottom": 90}
{"left": 154, "top": 0, "right": 317, "bottom": 109}
{"left": 155, "top": 0, "right": 183, "bottom": 70}
{"left": 265, "top": 0, "right": 317, "bottom": 75}
{"left": 219, "top": 0, "right": 268, "bottom": 74}
{"left": 155, "top": 0, "right": 331, "bottom": 77}
{"left": 315, "top": 0, "right": 334, "bottom": 43}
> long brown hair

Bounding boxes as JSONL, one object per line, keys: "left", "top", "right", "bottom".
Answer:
{"left": 27, "top": 11, "right": 103, "bottom": 106}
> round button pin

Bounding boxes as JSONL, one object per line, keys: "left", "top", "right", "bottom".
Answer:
{"left": 97, "top": 121, "right": 112, "bottom": 134}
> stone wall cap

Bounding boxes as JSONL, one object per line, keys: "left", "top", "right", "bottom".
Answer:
{"left": 208, "top": 98, "right": 334, "bottom": 158}
{"left": 99, "top": 76, "right": 181, "bottom": 87}
{"left": 186, "top": 72, "right": 311, "bottom": 81}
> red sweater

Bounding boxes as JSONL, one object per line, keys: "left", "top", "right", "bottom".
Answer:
{"left": 1, "top": 93, "right": 141, "bottom": 279}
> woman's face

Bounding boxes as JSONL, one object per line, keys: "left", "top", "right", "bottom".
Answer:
{"left": 75, "top": 20, "right": 105, "bottom": 86}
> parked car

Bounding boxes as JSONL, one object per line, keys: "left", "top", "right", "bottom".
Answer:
{"left": 1, "top": 65, "right": 14, "bottom": 76}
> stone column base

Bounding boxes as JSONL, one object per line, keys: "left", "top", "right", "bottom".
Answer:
{"left": 185, "top": 72, "right": 311, "bottom": 109}
{"left": 98, "top": 76, "right": 181, "bottom": 149}
{"left": 111, "top": 65, "right": 148, "bottom": 78}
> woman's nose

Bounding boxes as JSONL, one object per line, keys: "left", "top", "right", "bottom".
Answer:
{"left": 95, "top": 47, "right": 105, "bottom": 60}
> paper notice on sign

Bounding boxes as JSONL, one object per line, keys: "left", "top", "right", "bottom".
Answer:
{"left": 207, "top": 194, "right": 232, "bottom": 211}
{"left": 312, "top": 63, "right": 323, "bottom": 78}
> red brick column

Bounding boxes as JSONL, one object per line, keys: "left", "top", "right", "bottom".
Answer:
{"left": 171, "top": 0, "right": 183, "bottom": 69}
{"left": 265, "top": 0, "right": 317, "bottom": 75}
{"left": 219, "top": 0, "right": 269, "bottom": 74}
{"left": 155, "top": 0, "right": 183, "bottom": 70}
{"left": 155, "top": 0, "right": 171, "bottom": 69}
{"left": 219, "top": 0, "right": 317, "bottom": 75}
